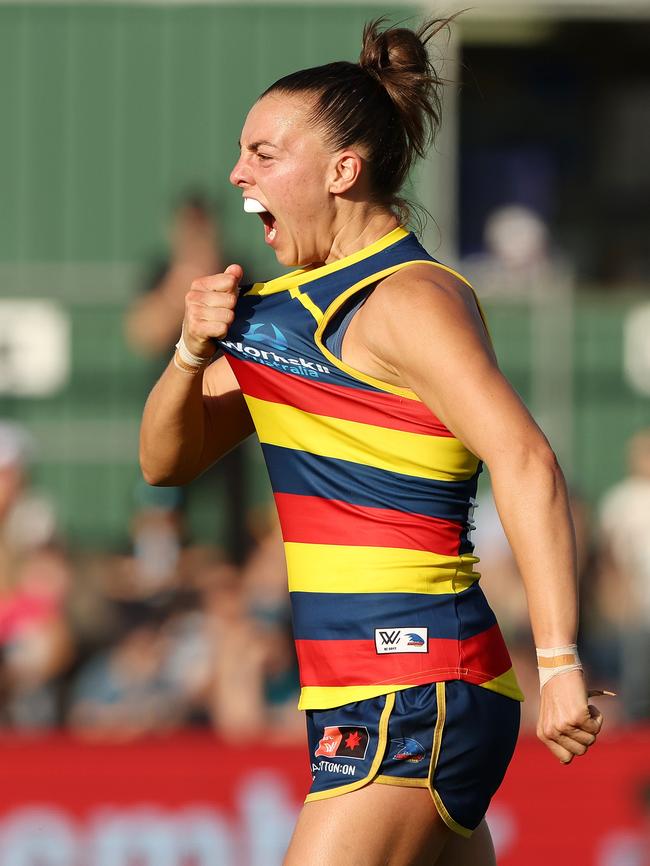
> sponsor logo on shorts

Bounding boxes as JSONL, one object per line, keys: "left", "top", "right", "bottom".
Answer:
{"left": 311, "top": 760, "right": 356, "bottom": 777}
{"left": 390, "top": 737, "right": 426, "bottom": 763}
{"left": 374, "top": 627, "right": 428, "bottom": 654}
{"left": 314, "top": 726, "right": 369, "bottom": 760}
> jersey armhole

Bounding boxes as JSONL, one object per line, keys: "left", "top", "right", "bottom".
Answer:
{"left": 313, "top": 259, "right": 488, "bottom": 401}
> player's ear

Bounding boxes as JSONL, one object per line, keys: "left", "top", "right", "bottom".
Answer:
{"left": 328, "top": 150, "right": 363, "bottom": 195}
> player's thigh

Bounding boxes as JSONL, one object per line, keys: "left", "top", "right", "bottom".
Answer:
{"left": 283, "top": 782, "right": 451, "bottom": 866}
{"left": 437, "top": 819, "right": 496, "bottom": 866}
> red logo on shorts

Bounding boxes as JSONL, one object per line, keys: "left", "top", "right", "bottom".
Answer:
{"left": 314, "top": 726, "right": 369, "bottom": 760}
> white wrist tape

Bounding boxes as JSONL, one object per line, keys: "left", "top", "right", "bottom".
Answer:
{"left": 174, "top": 329, "right": 212, "bottom": 370}
{"left": 536, "top": 644, "right": 583, "bottom": 692}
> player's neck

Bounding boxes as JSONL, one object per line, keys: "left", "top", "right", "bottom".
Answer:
{"left": 324, "top": 210, "right": 400, "bottom": 265}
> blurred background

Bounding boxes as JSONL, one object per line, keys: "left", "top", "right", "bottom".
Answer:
{"left": 0, "top": 1, "right": 648, "bottom": 864}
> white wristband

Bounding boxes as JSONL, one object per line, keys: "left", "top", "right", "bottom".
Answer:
{"left": 175, "top": 329, "right": 212, "bottom": 370}
{"left": 536, "top": 644, "right": 583, "bottom": 692}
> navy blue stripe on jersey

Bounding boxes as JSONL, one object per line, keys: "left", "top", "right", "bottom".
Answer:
{"left": 262, "top": 444, "right": 480, "bottom": 524}
{"left": 290, "top": 583, "right": 497, "bottom": 642}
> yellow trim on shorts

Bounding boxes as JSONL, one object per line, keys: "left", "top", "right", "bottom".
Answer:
{"left": 432, "top": 790, "right": 473, "bottom": 838}
{"left": 374, "top": 775, "right": 429, "bottom": 788}
{"left": 427, "top": 682, "right": 473, "bottom": 839}
{"left": 358, "top": 683, "right": 473, "bottom": 837}
{"left": 304, "top": 692, "right": 396, "bottom": 803}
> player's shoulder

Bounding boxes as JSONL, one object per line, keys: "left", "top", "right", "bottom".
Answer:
{"left": 363, "top": 260, "right": 478, "bottom": 325}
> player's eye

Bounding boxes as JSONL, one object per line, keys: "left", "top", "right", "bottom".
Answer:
{"left": 256, "top": 152, "right": 273, "bottom": 161}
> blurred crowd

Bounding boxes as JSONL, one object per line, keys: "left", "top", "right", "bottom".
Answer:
{"left": 2, "top": 420, "right": 649, "bottom": 740}
{"left": 0, "top": 195, "right": 647, "bottom": 741}
{"left": 0, "top": 422, "right": 303, "bottom": 741}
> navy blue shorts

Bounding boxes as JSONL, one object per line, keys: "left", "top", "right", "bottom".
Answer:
{"left": 305, "top": 681, "right": 521, "bottom": 837}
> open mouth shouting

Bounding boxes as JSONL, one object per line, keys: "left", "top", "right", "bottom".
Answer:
{"left": 244, "top": 197, "right": 278, "bottom": 245}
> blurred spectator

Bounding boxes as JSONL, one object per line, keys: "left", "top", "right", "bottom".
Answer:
{"left": 68, "top": 607, "right": 186, "bottom": 740}
{"left": 125, "top": 195, "right": 250, "bottom": 564}
{"left": 125, "top": 193, "right": 224, "bottom": 360}
{"left": 0, "top": 422, "right": 72, "bottom": 728}
{"left": 461, "top": 204, "right": 574, "bottom": 298}
{"left": 107, "top": 482, "right": 187, "bottom": 602}
{"left": 204, "top": 518, "right": 302, "bottom": 742}
{"left": 596, "top": 429, "right": 650, "bottom": 721}
{"left": 103, "top": 480, "right": 220, "bottom": 603}
{"left": 0, "top": 422, "right": 57, "bottom": 577}
{"left": 0, "top": 544, "right": 75, "bottom": 728}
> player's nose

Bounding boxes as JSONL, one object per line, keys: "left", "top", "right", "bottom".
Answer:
{"left": 229, "top": 155, "right": 252, "bottom": 188}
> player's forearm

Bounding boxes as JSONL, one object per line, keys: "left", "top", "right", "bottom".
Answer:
{"left": 139, "top": 358, "right": 207, "bottom": 485}
{"left": 488, "top": 445, "right": 579, "bottom": 647}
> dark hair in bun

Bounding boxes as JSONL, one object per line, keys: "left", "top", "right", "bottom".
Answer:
{"left": 261, "top": 15, "right": 458, "bottom": 224}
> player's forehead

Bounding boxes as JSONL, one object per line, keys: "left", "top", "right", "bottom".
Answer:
{"left": 239, "top": 92, "right": 318, "bottom": 152}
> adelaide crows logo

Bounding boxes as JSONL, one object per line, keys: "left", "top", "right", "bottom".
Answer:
{"left": 390, "top": 737, "right": 426, "bottom": 763}
{"left": 374, "top": 627, "right": 428, "bottom": 654}
{"left": 242, "top": 322, "right": 288, "bottom": 351}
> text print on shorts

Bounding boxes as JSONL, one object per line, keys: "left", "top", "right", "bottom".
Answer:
{"left": 314, "top": 726, "right": 370, "bottom": 760}
{"left": 374, "top": 627, "right": 428, "bottom": 654}
{"left": 312, "top": 761, "right": 356, "bottom": 777}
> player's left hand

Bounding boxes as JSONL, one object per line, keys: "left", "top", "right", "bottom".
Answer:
{"left": 536, "top": 668, "right": 605, "bottom": 764}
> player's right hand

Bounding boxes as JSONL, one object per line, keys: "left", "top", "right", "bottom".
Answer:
{"left": 181, "top": 263, "right": 243, "bottom": 358}
{"left": 537, "top": 668, "right": 604, "bottom": 764}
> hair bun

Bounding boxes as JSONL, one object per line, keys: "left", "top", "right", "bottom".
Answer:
{"left": 359, "top": 20, "right": 429, "bottom": 82}
{"left": 358, "top": 17, "right": 453, "bottom": 160}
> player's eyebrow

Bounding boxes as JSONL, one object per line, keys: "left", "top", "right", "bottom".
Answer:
{"left": 237, "top": 139, "right": 279, "bottom": 151}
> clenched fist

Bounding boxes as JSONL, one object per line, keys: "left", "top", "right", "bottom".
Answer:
{"left": 182, "top": 263, "right": 243, "bottom": 359}
{"left": 537, "top": 668, "right": 604, "bottom": 764}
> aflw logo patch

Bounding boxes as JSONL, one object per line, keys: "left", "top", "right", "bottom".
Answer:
{"left": 374, "top": 627, "right": 428, "bottom": 654}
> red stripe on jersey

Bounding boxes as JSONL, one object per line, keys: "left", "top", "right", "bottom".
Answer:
{"left": 228, "top": 355, "right": 452, "bottom": 436}
{"left": 295, "top": 624, "right": 512, "bottom": 688}
{"left": 275, "top": 493, "right": 462, "bottom": 555}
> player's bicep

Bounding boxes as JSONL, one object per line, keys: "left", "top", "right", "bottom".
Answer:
{"left": 374, "top": 276, "right": 550, "bottom": 466}
{"left": 196, "top": 355, "right": 255, "bottom": 472}
{"left": 408, "top": 350, "right": 545, "bottom": 467}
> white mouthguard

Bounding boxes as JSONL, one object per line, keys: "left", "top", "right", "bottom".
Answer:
{"left": 243, "top": 198, "right": 267, "bottom": 213}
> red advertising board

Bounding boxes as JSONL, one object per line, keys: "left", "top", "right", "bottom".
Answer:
{"left": 0, "top": 729, "right": 647, "bottom": 865}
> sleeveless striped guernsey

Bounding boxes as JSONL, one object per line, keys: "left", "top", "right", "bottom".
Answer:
{"left": 218, "top": 226, "right": 524, "bottom": 710}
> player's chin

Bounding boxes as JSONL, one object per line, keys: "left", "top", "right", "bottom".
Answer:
{"left": 273, "top": 244, "right": 300, "bottom": 267}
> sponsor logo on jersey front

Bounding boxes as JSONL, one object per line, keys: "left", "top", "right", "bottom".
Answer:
{"left": 243, "top": 322, "right": 289, "bottom": 351}
{"left": 314, "top": 726, "right": 369, "bottom": 760}
{"left": 222, "top": 321, "right": 331, "bottom": 379}
{"left": 374, "top": 627, "right": 428, "bottom": 654}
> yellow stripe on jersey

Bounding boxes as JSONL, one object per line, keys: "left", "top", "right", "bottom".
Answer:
{"left": 478, "top": 667, "right": 525, "bottom": 701}
{"left": 298, "top": 683, "right": 413, "bottom": 711}
{"left": 287, "top": 284, "right": 323, "bottom": 323}
{"left": 246, "top": 396, "right": 480, "bottom": 483}
{"left": 285, "top": 542, "right": 480, "bottom": 595}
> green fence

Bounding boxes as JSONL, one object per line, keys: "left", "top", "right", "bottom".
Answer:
{"left": 0, "top": 4, "right": 648, "bottom": 547}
